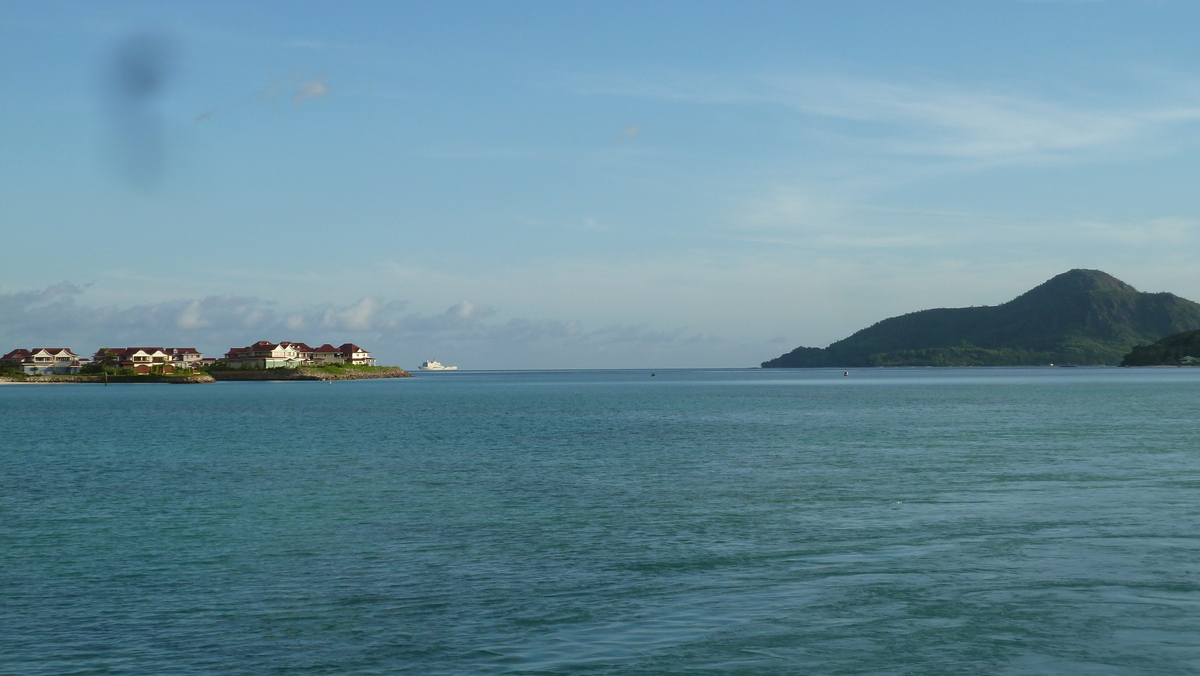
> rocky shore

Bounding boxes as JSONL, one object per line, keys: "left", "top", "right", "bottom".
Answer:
{"left": 0, "top": 374, "right": 217, "bottom": 384}
{"left": 0, "top": 367, "right": 411, "bottom": 384}
{"left": 209, "top": 367, "right": 412, "bottom": 381}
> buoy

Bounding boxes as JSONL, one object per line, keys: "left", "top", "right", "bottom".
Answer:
{"left": 843, "top": 371, "right": 849, "bottom": 376}
{"left": 651, "top": 373, "right": 656, "bottom": 377}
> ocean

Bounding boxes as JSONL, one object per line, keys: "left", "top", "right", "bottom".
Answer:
{"left": 3, "top": 368, "right": 1200, "bottom": 674}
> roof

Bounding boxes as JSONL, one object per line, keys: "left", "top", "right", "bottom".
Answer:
{"left": 31, "top": 348, "right": 79, "bottom": 356}
{"left": 96, "top": 347, "right": 167, "bottom": 359}
{"left": 339, "top": 343, "right": 367, "bottom": 353}
{"left": 277, "top": 341, "right": 316, "bottom": 351}
{"left": 313, "top": 344, "right": 340, "bottom": 352}
{"left": 167, "top": 347, "right": 201, "bottom": 355}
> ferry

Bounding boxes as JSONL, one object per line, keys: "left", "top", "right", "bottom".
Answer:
{"left": 419, "top": 359, "right": 457, "bottom": 371}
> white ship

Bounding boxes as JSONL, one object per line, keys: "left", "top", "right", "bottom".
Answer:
{"left": 419, "top": 359, "right": 457, "bottom": 371}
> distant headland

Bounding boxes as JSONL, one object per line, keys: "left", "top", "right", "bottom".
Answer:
{"left": 1120, "top": 328, "right": 1200, "bottom": 366}
{"left": 763, "top": 269, "right": 1200, "bottom": 368}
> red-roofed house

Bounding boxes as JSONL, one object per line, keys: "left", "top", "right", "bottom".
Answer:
{"left": 221, "top": 341, "right": 375, "bottom": 368}
{"left": 311, "top": 344, "right": 344, "bottom": 363}
{"left": 93, "top": 347, "right": 200, "bottom": 374}
{"left": 94, "top": 347, "right": 170, "bottom": 374}
{"left": 166, "top": 347, "right": 204, "bottom": 370}
{"left": 339, "top": 343, "right": 376, "bottom": 365}
{"left": 3, "top": 348, "right": 82, "bottom": 374}
{"left": 222, "top": 341, "right": 306, "bottom": 369}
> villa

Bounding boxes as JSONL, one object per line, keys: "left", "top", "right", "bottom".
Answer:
{"left": 167, "top": 347, "right": 204, "bottom": 370}
{"left": 93, "top": 347, "right": 206, "bottom": 374}
{"left": 222, "top": 341, "right": 376, "bottom": 369}
{"left": 1, "top": 348, "right": 82, "bottom": 375}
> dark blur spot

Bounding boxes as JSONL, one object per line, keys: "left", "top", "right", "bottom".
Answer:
{"left": 103, "top": 32, "right": 178, "bottom": 190}
{"left": 112, "top": 34, "right": 174, "bottom": 99}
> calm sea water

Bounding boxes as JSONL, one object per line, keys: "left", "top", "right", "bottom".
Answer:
{"left": 3, "top": 368, "right": 1200, "bottom": 674}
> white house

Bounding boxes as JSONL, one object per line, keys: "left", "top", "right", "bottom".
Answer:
{"left": 223, "top": 341, "right": 311, "bottom": 369}
{"left": 2, "top": 348, "right": 82, "bottom": 374}
{"left": 93, "top": 347, "right": 202, "bottom": 374}
{"left": 339, "top": 343, "right": 376, "bottom": 365}
{"left": 167, "top": 347, "right": 204, "bottom": 370}
{"left": 221, "top": 341, "right": 376, "bottom": 368}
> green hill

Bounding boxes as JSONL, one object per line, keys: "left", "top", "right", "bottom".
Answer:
{"left": 763, "top": 269, "right": 1200, "bottom": 367}
{"left": 1120, "top": 329, "right": 1200, "bottom": 366}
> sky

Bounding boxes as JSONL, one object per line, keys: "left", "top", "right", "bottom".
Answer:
{"left": 4, "top": 1, "right": 1200, "bottom": 369}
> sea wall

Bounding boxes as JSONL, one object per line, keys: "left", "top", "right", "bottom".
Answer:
{"left": 0, "top": 375, "right": 216, "bottom": 384}
{"left": 209, "top": 367, "right": 412, "bottom": 381}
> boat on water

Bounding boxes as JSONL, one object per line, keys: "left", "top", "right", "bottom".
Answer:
{"left": 419, "top": 359, "right": 457, "bottom": 371}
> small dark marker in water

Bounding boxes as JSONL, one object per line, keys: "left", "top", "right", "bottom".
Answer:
{"left": 651, "top": 373, "right": 655, "bottom": 377}
{"left": 844, "top": 371, "right": 849, "bottom": 376}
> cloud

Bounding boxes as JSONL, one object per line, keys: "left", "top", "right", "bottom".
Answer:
{"left": 1072, "top": 217, "right": 1199, "bottom": 247}
{"left": 247, "top": 73, "right": 331, "bottom": 105}
{"left": 322, "top": 297, "right": 378, "bottom": 330}
{"left": 380, "top": 301, "right": 497, "bottom": 334}
{"left": 568, "top": 69, "right": 1200, "bottom": 166}
{"left": 177, "top": 300, "right": 206, "bottom": 329}
{"left": 292, "top": 77, "right": 330, "bottom": 104}
{"left": 0, "top": 285, "right": 731, "bottom": 368}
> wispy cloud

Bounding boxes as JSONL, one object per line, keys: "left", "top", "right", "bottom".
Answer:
{"left": 292, "top": 77, "right": 330, "bottom": 104}
{"left": 1072, "top": 216, "right": 1200, "bottom": 247}
{"left": 568, "top": 69, "right": 1200, "bottom": 166}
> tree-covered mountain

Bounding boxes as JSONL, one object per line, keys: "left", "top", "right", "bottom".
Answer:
{"left": 1120, "top": 329, "right": 1200, "bottom": 366}
{"left": 763, "top": 270, "right": 1200, "bottom": 367}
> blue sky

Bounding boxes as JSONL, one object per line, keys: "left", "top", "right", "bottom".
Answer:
{"left": 4, "top": 1, "right": 1200, "bottom": 368}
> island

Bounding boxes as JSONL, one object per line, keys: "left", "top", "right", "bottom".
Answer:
{"left": 0, "top": 341, "right": 412, "bottom": 383}
{"left": 762, "top": 269, "right": 1200, "bottom": 368}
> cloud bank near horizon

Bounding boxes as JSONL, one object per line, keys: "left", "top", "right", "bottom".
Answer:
{"left": 0, "top": 283, "right": 730, "bottom": 369}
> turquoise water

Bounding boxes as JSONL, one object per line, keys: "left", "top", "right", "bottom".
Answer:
{"left": 3, "top": 368, "right": 1200, "bottom": 674}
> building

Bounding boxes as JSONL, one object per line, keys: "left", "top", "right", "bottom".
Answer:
{"left": 2, "top": 348, "right": 82, "bottom": 375}
{"left": 93, "top": 347, "right": 205, "bottom": 374}
{"left": 339, "top": 343, "right": 376, "bottom": 365}
{"left": 221, "top": 341, "right": 375, "bottom": 368}
{"left": 222, "top": 341, "right": 309, "bottom": 369}
{"left": 166, "top": 347, "right": 204, "bottom": 370}
{"left": 310, "top": 344, "right": 344, "bottom": 364}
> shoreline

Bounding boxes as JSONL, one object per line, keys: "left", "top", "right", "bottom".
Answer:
{"left": 0, "top": 367, "right": 412, "bottom": 384}
{"left": 210, "top": 367, "right": 412, "bottom": 381}
{"left": 0, "top": 374, "right": 217, "bottom": 384}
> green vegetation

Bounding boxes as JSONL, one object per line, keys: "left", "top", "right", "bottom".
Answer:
{"left": 81, "top": 359, "right": 210, "bottom": 377}
{"left": 1120, "top": 329, "right": 1200, "bottom": 366}
{"left": 81, "top": 363, "right": 136, "bottom": 376}
{"left": 0, "top": 360, "right": 25, "bottom": 377}
{"left": 865, "top": 345, "right": 1058, "bottom": 367}
{"left": 763, "top": 269, "right": 1200, "bottom": 367}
